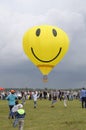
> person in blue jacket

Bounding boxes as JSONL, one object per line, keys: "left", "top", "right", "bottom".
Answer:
{"left": 80, "top": 88, "right": 86, "bottom": 108}
{"left": 6, "top": 89, "right": 18, "bottom": 119}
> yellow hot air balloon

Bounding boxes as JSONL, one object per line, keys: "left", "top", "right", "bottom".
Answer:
{"left": 23, "top": 25, "right": 69, "bottom": 82}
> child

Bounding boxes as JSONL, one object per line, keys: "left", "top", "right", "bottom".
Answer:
{"left": 10, "top": 100, "right": 19, "bottom": 118}
{"left": 13, "top": 104, "right": 26, "bottom": 130}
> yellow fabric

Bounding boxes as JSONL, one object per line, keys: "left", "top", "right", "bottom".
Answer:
{"left": 17, "top": 109, "right": 25, "bottom": 115}
{"left": 23, "top": 25, "right": 69, "bottom": 76}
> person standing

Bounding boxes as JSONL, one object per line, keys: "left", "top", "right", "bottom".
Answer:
{"left": 63, "top": 92, "right": 67, "bottom": 107}
{"left": 80, "top": 88, "right": 86, "bottom": 108}
{"left": 6, "top": 89, "right": 18, "bottom": 119}
{"left": 32, "top": 91, "right": 39, "bottom": 108}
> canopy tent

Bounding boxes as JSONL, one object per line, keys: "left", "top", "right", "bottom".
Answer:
{"left": 0, "top": 87, "right": 5, "bottom": 91}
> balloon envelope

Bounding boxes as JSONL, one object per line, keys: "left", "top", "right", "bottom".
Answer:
{"left": 23, "top": 25, "right": 69, "bottom": 79}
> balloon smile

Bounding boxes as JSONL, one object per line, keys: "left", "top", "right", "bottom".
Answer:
{"left": 31, "top": 47, "right": 62, "bottom": 63}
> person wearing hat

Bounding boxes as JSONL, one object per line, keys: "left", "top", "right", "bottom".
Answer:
{"left": 13, "top": 104, "right": 26, "bottom": 130}
{"left": 6, "top": 89, "right": 18, "bottom": 119}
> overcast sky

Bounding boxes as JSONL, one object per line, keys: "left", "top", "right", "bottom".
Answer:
{"left": 0, "top": 0, "right": 86, "bottom": 89}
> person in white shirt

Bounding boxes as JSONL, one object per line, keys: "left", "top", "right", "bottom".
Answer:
{"left": 32, "top": 91, "right": 39, "bottom": 108}
{"left": 63, "top": 92, "right": 67, "bottom": 107}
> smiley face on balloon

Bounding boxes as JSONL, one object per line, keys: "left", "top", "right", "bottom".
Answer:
{"left": 23, "top": 25, "right": 69, "bottom": 81}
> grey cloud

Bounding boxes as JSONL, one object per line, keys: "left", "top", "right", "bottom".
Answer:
{"left": 0, "top": 0, "right": 86, "bottom": 88}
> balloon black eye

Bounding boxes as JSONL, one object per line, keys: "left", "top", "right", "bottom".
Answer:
{"left": 36, "top": 28, "right": 41, "bottom": 36}
{"left": 52, "top": 29, "right": 57, "bottom": 37}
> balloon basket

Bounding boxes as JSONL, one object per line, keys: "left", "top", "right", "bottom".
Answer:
{"left": 43, "top": 75, "right": 48, "bottom": 82}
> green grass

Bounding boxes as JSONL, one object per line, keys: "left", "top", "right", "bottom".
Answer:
{"left": 0, "top": 99, "right": 86, "bottom": 130}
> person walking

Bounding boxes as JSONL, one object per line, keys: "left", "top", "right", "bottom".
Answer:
{"left": 13, "top": 104, "right": 26, "bottom": 130}
{"left": 63, "top": 92, "right": 67, "bottom": 107}
{"left": 10, "top": 100, "right": 19, "bottom": 118}
{"left": 6, "top": 89, "right": 18, "bottom": 119}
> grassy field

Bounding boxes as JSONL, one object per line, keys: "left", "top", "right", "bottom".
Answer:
{"left": 0, "top": 99, "right": 86, "bottom": 130}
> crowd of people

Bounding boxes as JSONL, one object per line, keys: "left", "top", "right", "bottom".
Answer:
{"left": 0, "top": 88, "right": 85, "bottom": 130}
{"left": 0, "top": 89, "right": 80, "bottom": 100}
